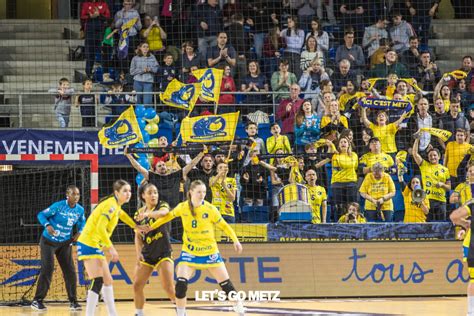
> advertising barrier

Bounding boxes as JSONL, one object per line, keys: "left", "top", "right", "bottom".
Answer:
{"left": 0, "top": 241, "right": 467, "bottom": 300}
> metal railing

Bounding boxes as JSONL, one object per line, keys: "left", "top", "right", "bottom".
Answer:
{"left": 0, "top": 90, "right": 297, "bottom": 129}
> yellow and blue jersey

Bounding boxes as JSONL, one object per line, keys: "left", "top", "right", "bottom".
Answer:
{"left": 150, "top": 200, "right": 238, "bottom": 257}
{"left": 78, "top": 196, "right": 136, "bottom": 250}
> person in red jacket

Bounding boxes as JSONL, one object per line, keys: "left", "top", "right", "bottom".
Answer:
{"left": 276, "top": 83, "right": 303, "bottom": 144}
{"left": 218, "top": 65, "right": 236, "bottom": 105}
{"left": 81, "top": 0, "right": 110, "bottom": 78}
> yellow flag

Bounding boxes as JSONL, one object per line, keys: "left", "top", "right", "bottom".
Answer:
{"left": 160, "top": 79, "right": 202, "bottom": 112}
{"left": 192, "top": 68, "right": 224, "bottom": 104}
{"left": 121, "top": 17, "right": 138, "bottom": 30}
{"left": 98, "top": 106, "right": 143, "bottom": 148}
{"left": 181, "top": 112, "right": 239, "bottom": 143}
{"left": 420, "top": 127, "right": 452, "bottom": 142}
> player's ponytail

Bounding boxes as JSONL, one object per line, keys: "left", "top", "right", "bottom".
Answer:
{"left": 187, "top": 180, "right": 206, "bottom": 217}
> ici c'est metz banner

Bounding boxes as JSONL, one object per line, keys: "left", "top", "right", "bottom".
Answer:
{"left": 0, "top": 129, "right": 128, "bottom": 165}
{"left": 0, "top": 242, "right": 468, "bottom": 300}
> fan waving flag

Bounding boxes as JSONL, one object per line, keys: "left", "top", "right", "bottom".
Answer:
{"left": 160, "top": 79, "right": 201, "bottom": 112}
{"left": 118, "top": 17, "right": 138, "bottom": 60}
{"left": 181, "top": 112, "right": 239, "bottom": 143}
{"left": 192, "top": 68, "right": 223, "bottom": 104}
{"left": 98, "top": 106, "right": 143, "bottom": 148}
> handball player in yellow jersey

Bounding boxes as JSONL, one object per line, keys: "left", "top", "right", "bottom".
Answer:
{"left": 77, "top": 180, "right": 148, "bottom": 316}
{"left": 149, "top": 180, "right": 244, "bottom": 316}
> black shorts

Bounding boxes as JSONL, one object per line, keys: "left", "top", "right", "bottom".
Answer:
{"left": 140, "top": 251, "right": 173, "bottom": 268}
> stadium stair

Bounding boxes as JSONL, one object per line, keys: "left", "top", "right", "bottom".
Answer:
{"left": 430, "top": 19, "right": 474, "bottom": 74}
{"left": 0, "top": 19, "right": 85, "bottom": 128}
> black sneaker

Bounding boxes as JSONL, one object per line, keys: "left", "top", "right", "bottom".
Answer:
{"left": 31, "top": 300, "right": 47, "bottom": 311}
{"left": 70, "top": 301, "right": 82, "bottom": 311}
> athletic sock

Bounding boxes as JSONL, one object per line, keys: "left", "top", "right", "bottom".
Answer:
{"left": 176, "top": 307, "right": 186, "bottom": 316}
{"left": 101, "top": 285, "right": 118, "bottom": 316}
{"left": 86, "top": 290, "right": 99, "bottom": 316}
{"left": 135, "top": 308, "right": 144, "bottom": 316}
{"left": 468, "top": 295, "right": 474, "bottom": 315}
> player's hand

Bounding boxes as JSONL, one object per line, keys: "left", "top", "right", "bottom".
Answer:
{"left": 137, "top": 253, "right": 144, "bottom": 263}
{"left": 233, "top": 241, "right": 243, "bottom": 254}
{"left": 457, "top": 229, "right": 466, "bottom": 240}
{"left": 46, "top": 225, "right": 57, "bottom": 236}
{"left": 109, "top": 247, "right": 119, "bottom": 262}
{"left": 135, "top": 224, "right": 151, "bottom": 234}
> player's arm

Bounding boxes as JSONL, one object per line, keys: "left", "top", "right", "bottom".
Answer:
{"left": 450, "top": 205, "right": 471, "bottom": 230}
{"left": 76, "top": 209, "right": 87, "bottom": 233}
{"left": 37, "top": 203, "right": 58, "bottom": 228}
{"left": 96, "top": 211, "right": 114, "bottom": 249}
{"left": 216, "top": 216, "right": 243, "bottom": 253}
{"left": 147, "top": 203, "right": 170, "bottom": 219}
{"left": 149, "top": 210, "right": 177, "bottom": 230}
{"left": 119, "top": 210, "right": 138, "bottom": 229}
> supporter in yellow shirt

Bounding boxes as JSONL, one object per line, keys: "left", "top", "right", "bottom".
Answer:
{"left": 331, "top": 136, "right": 358, "bottom": 221}
{"left": 359, "top": 137, "right": 395, "bottom": 175}
{"left": 444, "top": 128, "right": 472, "bottom": 189}
{"left": 400, "top": 176, "right": 430, "bottom": 223}
{"left": 209, "top": 162, "right": 237, "bottom": 223}
{"left": 305, "top": 168, "right": 327, "bottom": 223}
{"left": 361, "top": 106, "right": 408, "bottom": 154}
{"left": 338, "top": 202, "right": 367, "bottom": 223}
{"left": 140, "top": 15, "right": 167, "bottom": 53}
{"left": 359, "top": 163, "right": 396, "bottom": 222}
{"left": 266, "top": 123, "right": 292, "bottom": 154}
{"left": 413, "top": 137, "right": 451, "bottom": 221}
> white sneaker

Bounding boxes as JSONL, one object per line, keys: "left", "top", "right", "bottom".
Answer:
{"left": 232, "top": 300, "right": 245, "bottom": 315}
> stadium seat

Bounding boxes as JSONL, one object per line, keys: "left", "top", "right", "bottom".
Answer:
{"left": 241, "top": 205, "right": 269, "bottom": 223}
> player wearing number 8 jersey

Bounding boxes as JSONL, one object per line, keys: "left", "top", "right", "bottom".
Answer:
{"left": 149, "top": 180, "right": 245, "bottom": 316}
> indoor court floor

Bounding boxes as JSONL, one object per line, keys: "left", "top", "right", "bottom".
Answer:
{"left": 0, "top": 296, "right": 466, "bottom": 316}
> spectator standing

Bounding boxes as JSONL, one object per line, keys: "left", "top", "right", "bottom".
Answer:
{"left": 114, "top": 1, "right": 142, "bottom": 72}
{"left": 271, "top": 59, "right": 298, "bottom": 102}
{"left": 401, "top": 36, "right": 421, "bottom": 76}
{"left": 415, "top": 51, "right": 442, "bottom": 92}
{"left": 306, "top": 17, "right": 329, "bottom": 54}
{"left": 400, "top": 176, "right": 430, "bottom": 223}
{"left": 194, "top": 0, "right": 222, "bottom": 60}
{"left": 129, "top": 43, "right": 159, "bottom": 106}
{"left": 412, "top": 137, "right": 451, "bottom": 221}
{"left": 180, "top": 41, "right": 204, "bottom": 82}
{"left": 48, "top": 78, "right": 74, "bottom": 128}
{"left": 331, "top": 136, "right": 358, "bottom": 221}
{"left": 140, "top": 15, "right": 167, "bottom": 58}
{"left": 276, "top": 84, "right": 304, "bottom": 142}
{"left": 75, "top": 79, "right": 97, "bottom": 128}
{"left": 207, "top": 32, "right": 237, "bottom": 70}
{"left": 359, "top": 162, "right": 396, "bottom": 222}
{"left": 335, "top": 30, "right": 365, "bottom": 74}
{"left": 331, "top": 59, "right": 357, "bottom": 93}
{"left": 280, "top": 16, "right": 305, "bottom": 79}
{"left": 81, "top": 0, "right": 111, "bottom": 78}
{"left": 389, "top": 12, "right": 415, "bottom": 53}
{"left": 405, "top": 0, "right": 439, "bottom": 46}
{"left": 362, "top": 17, "right": 389, "bottom": 60}
{"left": 241, "top": 61, "right": 270, "bottom": 107}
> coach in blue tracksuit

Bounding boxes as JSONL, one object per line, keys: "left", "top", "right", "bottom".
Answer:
{"left": 31, "top": 185, "right": 86, "bottom": 311}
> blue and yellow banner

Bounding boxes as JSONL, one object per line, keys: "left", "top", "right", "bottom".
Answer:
{"left": 192, "top": 68, "right": 223, "bottom": 104}
{"left": 358, "top": 98, "right": 412, "bottom": 113}
{"left": 98, "top": 106, "right": 143, "bottom": 148}
{"left": 180, "top": 112, "right": 239, "bottom": 143}
{"left": 118, "top": 17, "right": 138, "bottom": 60}
{"left": 160, "top": 79, "right": 201, "bottom": 112}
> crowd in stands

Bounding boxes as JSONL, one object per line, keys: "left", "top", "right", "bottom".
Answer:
{"left": 47, "top": 0, "right": 474, "bottom": 224}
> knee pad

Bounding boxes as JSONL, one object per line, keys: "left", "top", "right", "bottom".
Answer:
{"left": 219, "top": 279, "right": 236, "bottom": 296}
{"left": 175, "top": 277, "right": 188, "bottom": 299}
{"left": 90, "top": 277, "right": 103, "bottom": 295}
